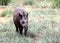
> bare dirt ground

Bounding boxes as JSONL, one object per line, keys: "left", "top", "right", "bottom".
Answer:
{"left": 0, "top": 7, "right": 7, "bottom": 24}
{"left": 0, "top": 7, "right": 11, "bottom": 24}
{"left": 0, "top": 7, "right": 13, "bottom": 24}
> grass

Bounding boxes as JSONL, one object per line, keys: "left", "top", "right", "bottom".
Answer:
{"left": 47, "top": 0, "right": 60, "bottom": 8}
{"left": 8, "top": 0, "right": 52, "bottom": 8}
{"left": 23, "top": 0, "right": 34, "bottom": 5}
{"left": 4, "top": 0, "right": 60, "bottom": 8}
{"left": 0, "top": 9, "right": 13, "bottom": 17}
{"left": 0, "top": 19, "right": 34, "bottom": 43}
{"left": 0, "top": 9, "right": 60, "bottom": 43}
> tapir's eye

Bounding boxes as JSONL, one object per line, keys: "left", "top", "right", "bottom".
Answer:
{"left": 19, "top": 14, "right": 22, "bottom": 19}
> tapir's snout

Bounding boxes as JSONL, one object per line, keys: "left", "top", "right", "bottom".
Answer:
{"left": 22, "top": 21, "right": 25, "bottom": 24}
{"left": 20, "top": 20, "right": 28, "bottom": 27}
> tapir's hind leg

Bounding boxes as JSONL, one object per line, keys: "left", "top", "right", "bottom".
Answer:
{"left": 19, "top": 26, "right": 23, "bottom": 35}
{"left": 18, "top": 22, "right": 23, "bottom": 35}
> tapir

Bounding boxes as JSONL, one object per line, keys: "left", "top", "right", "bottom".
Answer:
{"left": 13, "top": 8, "right": 28, "bottom": 36}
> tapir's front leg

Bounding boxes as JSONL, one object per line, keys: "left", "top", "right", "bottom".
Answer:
{"left": 24, "top": 26, "right": 28, "bottom": 36}
{"left": 14, "top": 21, "right": 19, "bottom": 32}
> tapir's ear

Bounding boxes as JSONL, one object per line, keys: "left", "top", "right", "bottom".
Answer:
{"left": 19, "top": 13, "right": 22, "bottom": 18}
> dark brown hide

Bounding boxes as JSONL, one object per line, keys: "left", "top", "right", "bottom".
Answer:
{"left": 13, "top": 8, "right": 28, "bottom": 36}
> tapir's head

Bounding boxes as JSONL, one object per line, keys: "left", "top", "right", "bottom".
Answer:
{"left": 19, "top": 12, "right": 28, "bottom": 27}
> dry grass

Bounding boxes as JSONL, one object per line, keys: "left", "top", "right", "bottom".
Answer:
{"left": 0, "top": 8, "right": 60, "bottom": 43}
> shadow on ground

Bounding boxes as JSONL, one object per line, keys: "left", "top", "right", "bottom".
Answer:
{"left": 16, "top": 30, "right": 37, "bottom": 38}
{"left": 25, "top": 31, "right": 37, "bottom": 38}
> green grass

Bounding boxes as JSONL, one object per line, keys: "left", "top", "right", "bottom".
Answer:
{"left": 0, "top": 0, "right": 11, "bottom": 5}
{"left": 23, "top": 0, "right": 34, "bottom": 5}
{"left": 47, "top": 0, "right": 60, "bottom": 8}
{"left": 0, "top": 9, "right": 60, "bottom": 43}
{"left": 53, "top": 0, "right": 60, "bottom": 8}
